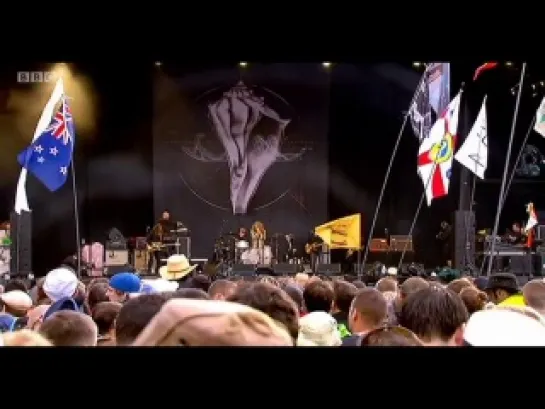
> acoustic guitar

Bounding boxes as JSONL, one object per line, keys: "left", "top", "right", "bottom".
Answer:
{"left": 147, "top": 242, "right": 166, "bottom": 252}
{"left": 305, "top": 242, "right": 322, "bottom": 254}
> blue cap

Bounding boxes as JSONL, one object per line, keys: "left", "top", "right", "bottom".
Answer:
{"left": 43, "top": 297, "right": 79, "bottom": 321}
{"left": 0, "top": 314, "right": 16, "bottom": 333}
{"left": 109, "top": 273, "right": 141, "bottom": 293}
{"left": 474, "top": 276, "right": 489, "bottom": 292}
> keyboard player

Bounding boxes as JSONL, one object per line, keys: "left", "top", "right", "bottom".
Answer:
{"left": 505, "top": 221, "right": 534, "bottom": 275}
{"left": 506, "top": 222, "right": 525, "bottom": 245}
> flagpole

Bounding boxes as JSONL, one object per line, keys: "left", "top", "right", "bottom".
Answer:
{"left": 500, "top": 116, "right": 536, "bottom": 209}
{"left": 63, "top": 95, "right": 81, "bottom": 279}
{"left": 360, "top": 66, "right": 430, "bottom": 275}
{"left": 479, "top": 115, "right": 535, "bottom": 276}
{"left": 486, "top": 63, "right": 527, "bottom": 277}
{"left": 397, "top": 161, "right": 438, "bottom": 270}
{"left": 398, "top": 88, "right": 464, "bottom": 270}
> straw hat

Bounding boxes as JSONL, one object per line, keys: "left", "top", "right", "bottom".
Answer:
{"left": 159, "top": 255, "right": 197, "bottom": 281}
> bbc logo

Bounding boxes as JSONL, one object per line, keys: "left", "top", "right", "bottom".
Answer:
{"left": 17, "top": 71, "right": 57, "bottom": 83}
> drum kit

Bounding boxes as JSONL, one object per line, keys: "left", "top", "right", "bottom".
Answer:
{"left": 213, "top": 232, "right": 303, "bottom": 266}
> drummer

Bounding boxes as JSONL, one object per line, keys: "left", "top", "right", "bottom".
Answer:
{"left": 237, "top": 227, "right": 249, "bottom": 241}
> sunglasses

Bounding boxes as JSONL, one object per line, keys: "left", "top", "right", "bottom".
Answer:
{"left": 359, "top": 326, "right": 418, "bottom": 346}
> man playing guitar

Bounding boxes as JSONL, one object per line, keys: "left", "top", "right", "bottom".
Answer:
{"left": 146, "top": 210, "right": 173, "bottom": 275}
{"left": 305, "top": 232, "right": 323, "bottom": 274}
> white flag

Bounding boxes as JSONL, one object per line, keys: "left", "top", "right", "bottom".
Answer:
{"left": 417, "top": 92, "right": 461, "bottom": 206}
{"left": 454, "top": 96, "right": 488, "bottom": 179}
{"left": 14, "top": 78, "right": 64, "bottom": 214}
{"left": 535, "top": 97, "right": 545, "bottom": 137}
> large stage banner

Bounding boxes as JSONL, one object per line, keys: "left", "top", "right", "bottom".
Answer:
{"left": 153, "top": 64, "right": 330, "bottom": 258}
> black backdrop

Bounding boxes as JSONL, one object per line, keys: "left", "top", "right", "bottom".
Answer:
{"left": 0, "top": 62, "right": 536, "bottom": 275}
{"left": 153, "top": 64, "right": 330, "bottom": 258}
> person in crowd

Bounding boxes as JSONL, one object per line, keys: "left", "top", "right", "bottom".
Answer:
{"left": 352, "top": 280, "right": 366, "bottom": 289}
{"left": 303, "top": 280, "right": 334, "bottom": 313}
{"left": 359, "top": 326, "right": 423, "bottom": 346}
{"left": 159, "top": 255, "right": 197, "bottom": 287}
{"left": 106, "top": 272, "right": 142, "bottom": 304}
{"left": 227, "top": 282, "right": 299, "bottom": 343}
{"left": 41, "top": 267, "right": 85, "bottom": 319}
{"left": 473, "top": 276, "right": 488, "bottom": 292}
{"left": 399, "top": 286, "right": 468, "bottom": 346}
{"left": 297, "top": 311, "right": 342, "bottom": 347}
{"left": 1, "top": 290, "right": 33, "bottom": 318}
{"left": 26, "top": 304, "right": 49, "bottom": 331}
{"left": 463, "top": 306, "right": 545, "bottom": 346}
{"left": 86, "top": 282, "right": 110, "bottom": 313}
{"left": 42, "top": 268, "right": 79, "bottom": 303}
{"left": 282, "top": 284, "right": 304, "bottom": 316}
{"left": 381, "top": 291, "right": 398, "bottom": 325}
{"left": 92, "top": 302, "right": 122, "bottom": 346}
{"left": 393, "top": 276, "right": 430, "bottom": 319}
{"left": 4, "top": 279, "right": 28, "bottom": 293}
{"left": 342, "top": 288, "right": 388, "bottom": 346}
{"left": 375, "top": 277, "right": 397, "bottom": 293}
{"left": 485, "top": 273, "right": 524, "bottom": 306}
{"left": 459, "top": 286, "right": 488, "bottom": 315}
{"left": 447, "top": 278, "right": 473, "bottom": 295}
{"left": 2, "top": 329, "right": 51, "bottom": 346}
{"left": 331, "top": 280, "right": 357, "bottom": 338}
{"left": 208, "top": 279, "right": 237, "bottom": 301}
{"left": 32, "top": 278, "right": 49, "bottom": 306}
{"left": 39, "top": 310, "right": 98, "bottom": 347}
{"left": 295, "top": 272, "right": 309, "bottom": 289}
{"left": 182, "top": 274, "right": 211, "bottom": 292}
{"left": 132, "top": 299, "right": 293, "bottom": 346}
{"left": 168, "top": 288, "right": 210, "bottom": 300}
{"left": 115, "top": 294, "right": 168, "bottom": 345}
{"left": 522, "top": 279, "right": 545, "bottom": 316}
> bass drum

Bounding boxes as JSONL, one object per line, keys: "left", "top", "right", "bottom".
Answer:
{"left": 240, "top": 246, "right": 273, "bottom": 265}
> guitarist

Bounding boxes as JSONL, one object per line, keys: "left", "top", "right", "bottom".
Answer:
{"left": 146, "top": 210, "right": 172, "bottom": 275}
{"left": 305, "top": 232, "right": 323, "bottom": 274}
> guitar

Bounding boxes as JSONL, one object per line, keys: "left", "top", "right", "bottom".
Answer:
{"left": 305, "top": 242, "right": 322, "bottom": 254}
{"left": 147, "top": 242, "right": 166, "bottom": 252}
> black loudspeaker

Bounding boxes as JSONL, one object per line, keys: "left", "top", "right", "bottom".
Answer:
{"left": 316, "top": 263, "right": 342, "bottom": 276}
{"left": 10, "top": 211, "right": 32, "bottom": 276}
{"left": 273, "top": 263, "right": 299, "bottom": 276}
{"left": 231, "top": 264, "right": 255, "bottom": 277}
{"left": 453, "top": 210, "right": 476, "bottom": 270}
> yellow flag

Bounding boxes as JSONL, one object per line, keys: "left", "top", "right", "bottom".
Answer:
{"left": 315, "top": 214, "right": 361, "bottom": 249}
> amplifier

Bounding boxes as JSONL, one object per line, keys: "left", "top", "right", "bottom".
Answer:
{"left": 105, "top": 250, "right": 129, "bottom": 266}
{"left": 172, "top": 237, "right": 191, "bottom": 259}
{"left": 274, "top": 263, "right": 299, "bottom": 275}
{"left": 231, "top": 264, "right": 255, "bottom": 277}
{"left": 133, "top": 250, "right": 149, "bottom": 272}
{"left": 390, "top": 235, "right": 413, "bottom": 252}
{"left": 316, "top": 263, "right": 342, "bottom": 276}
{"left": 369, "top": 238, "right": 389, "bottom": 252}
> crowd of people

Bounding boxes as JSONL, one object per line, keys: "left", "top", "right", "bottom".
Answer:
{"left": 1, "top": 253, "right": 545, "bottom": 346}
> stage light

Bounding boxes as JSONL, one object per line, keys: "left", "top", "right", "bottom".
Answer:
{"left": 505, "top": 61, "right": 513, "bottom": 67}
{"left": 532, "top": 84, "right": 536, "bottom": 89}
{"left": 322, "top": 62, "right": 332, "bottom": 68}
{"left": 154, "top": 62, "right": 162, "bottom": 67}
{"left": 412, "top": 62, "right": 422, "bottom": 68}
{"left": 239, "top": 62, "right": 248, "bottom": 67}
{"left": 541, "top": 81, "right": 544, "bottom": 87}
